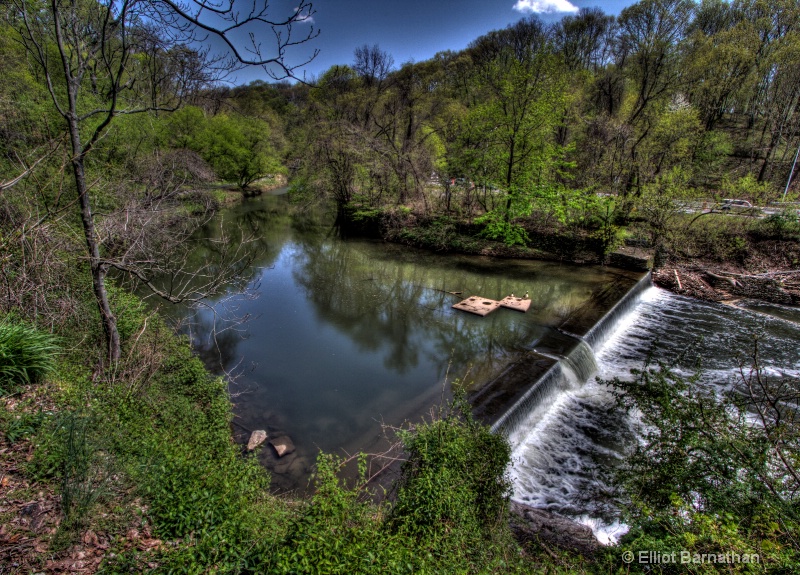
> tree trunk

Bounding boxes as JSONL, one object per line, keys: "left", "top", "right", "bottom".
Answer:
{"left": 68, "top": 119, "right": 121, "bottom": 363}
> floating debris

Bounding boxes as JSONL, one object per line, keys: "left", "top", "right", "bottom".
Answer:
{"left": 452, "top": 296, "right": 501, "bottom": 316}
{"left": 499, "top": 295, "right": 531, "bottom": 312}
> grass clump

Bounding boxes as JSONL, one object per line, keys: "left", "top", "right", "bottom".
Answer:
{"left": 0, "top": 316, "right": 58, "bottom": 394}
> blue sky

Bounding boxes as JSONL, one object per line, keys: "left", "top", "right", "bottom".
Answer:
{"left": 232, "top": 0, "right": 635, "bottom": 84}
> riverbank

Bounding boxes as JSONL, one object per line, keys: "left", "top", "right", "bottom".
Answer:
{"left": 209, "top": 174, "right": 289, "bottom": 207}
{"left": 338, "top": 202, "right": 800, "bottom": 309}
{"left": 0, "top": 301, "right": 600, "bottom": 573}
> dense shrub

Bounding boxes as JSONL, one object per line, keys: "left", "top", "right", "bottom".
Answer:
{"left": 752, "top": 210, "right": 800, "bottom": 241}
{"left": 387, "top": 396, "right": 514, "bottom": 568}
{"left": 603, "top": 357, "right": 800, "bottom": 573}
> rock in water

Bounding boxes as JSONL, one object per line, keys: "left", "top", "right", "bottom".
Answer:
{"left": 270, "top": 435, "right": 296, "bottom": 457}
{"left": 509, "top": 501, "right": 600, "bottom": 556}
{"left": 247, "top": 430, "right": 268, "bottom": 451}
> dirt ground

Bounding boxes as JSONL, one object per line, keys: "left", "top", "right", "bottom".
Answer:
{"left": 653, "top": 238, "right": 800, "bottom": 305}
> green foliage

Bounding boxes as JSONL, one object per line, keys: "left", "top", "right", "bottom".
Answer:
{"left": 692, "top": 130, "right": 733, "bottom": 178}
{"left": 269, "top": 453, "right": 413, "bottom": 575}
{"left": 160, "top": 106, "right": 206, "bottom": 150}
{"left": 605, "top": 352, "right": 800, "bottom": 572}
{"left": 753, "top": 209, "right": 800, "bottom": 241}
{"left": 723, "top": 174, "right": 777, "bottom": 206}
{"left": 476, "top": 209, "right": 530, "bottom": 246}
{"left": 197, "top": 112, "right": 284, "bottom": 188}
{"left": 2, "top": 409, "right": 51, "bottom": 444}
{"left": 106, "top": 286, "right": 147, "bottom": 344}
{"left": 397, "top": 215, "right": 460, "bottom": 251}
{"left": 669, "top": 213, "right": 753, "bottom": 262}
{"left": 84, "top": 327, "right": 285, "bottom": 572}
{"left": 584, "top": 195, "right": 625, "bottom": 255}
{"left": 57, "top": 412, "right": 110, "bottom": 533}
{"left": 389, "top": 395, "right": 512, "bottom": 550}
{"left": 0, "top": 317, "right": 59, "bottom": 394}
{"left": 156, "top": 106, "right": 285, "bottom": 189}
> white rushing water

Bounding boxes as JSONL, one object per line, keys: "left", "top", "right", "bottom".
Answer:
{"left": 508, "top": 287, "right": 800, "bottom": 543}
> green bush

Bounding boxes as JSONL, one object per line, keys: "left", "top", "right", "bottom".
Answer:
{"left": 753, "top": 210, "right": 800, "bottom": 241}
{"left": 604, "top": 356, "right": 800, "bottom": 572}
{"left": 476, "top": 209, "right": 530, "bottom": 246}
{"left": 268, "top": 453, "right": 415, "bottom": 575}
{"left": 0, "top": 316, "right": 58, "bottom": 394}
{"left": 388, "top": 396, "right": 512, "bottom": 555}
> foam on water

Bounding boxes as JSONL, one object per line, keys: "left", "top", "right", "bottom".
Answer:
{"left": 508, "top": 286, "right": 800, "bottom": 542}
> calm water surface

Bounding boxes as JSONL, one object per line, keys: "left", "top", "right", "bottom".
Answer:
{"left": 165, "top": 192, "right": 641, "bottom": 491}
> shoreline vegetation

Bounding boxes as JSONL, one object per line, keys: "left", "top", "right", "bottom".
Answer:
{"left": 1, "top": 187, "right": 797, "bottom": 573}
{"left": 2, "top": 0, "right": 800, "bottom": 571}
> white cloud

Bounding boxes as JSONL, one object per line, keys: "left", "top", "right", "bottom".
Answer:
{"left": 513, "top": 0, "right": 579, "bottom": 14}
{"left": 294, "top": 6, "right": 314, "bottom": 24}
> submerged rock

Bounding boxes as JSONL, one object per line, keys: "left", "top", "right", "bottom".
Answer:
{"left": 270, "top": 435, "right": 296, "bottom": 457}
{"left": 509, "top": 501, "right": 600, "bottom": 557}
{"left": 247, "top": 430, "right": 268, "bottom": 451}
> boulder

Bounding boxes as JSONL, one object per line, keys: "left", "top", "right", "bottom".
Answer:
{"left": 246, "top": 430, "right": 268, "bottom": 451}
{"left": 609, "top": 247, "right": 653, "bottom": 271}
{"left": 270, "top": 435, "right": 296, "bottom": 457}
{"left": 509, "top": 501, "right": 600, "bottom": 557}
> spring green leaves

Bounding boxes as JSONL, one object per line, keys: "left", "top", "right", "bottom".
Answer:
{"left": 0, "top": 317, "right": 58, "bottom": 394}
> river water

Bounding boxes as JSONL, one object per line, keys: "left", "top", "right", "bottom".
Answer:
{"left": 508, "top": 286, "right": 800, "bottom": 542}
{"left": 165, "top": 192, "right": 642, "bottom": 491}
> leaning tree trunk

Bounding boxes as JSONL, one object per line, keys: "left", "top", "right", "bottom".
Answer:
{"left": 67, "top": 119, "right": 121, "bottom": 363}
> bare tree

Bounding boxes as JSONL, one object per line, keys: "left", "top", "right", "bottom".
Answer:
{"left": 8, "top": 0, "right": 318, "bottom": 362}
{"left": 353, "top": 44, "right": 394, "bottom": 87}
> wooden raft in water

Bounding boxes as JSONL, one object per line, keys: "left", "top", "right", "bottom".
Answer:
{"left": 498, "top": 296, "right": 532, "bottom": 312}
{"left": 452, "top": 296, "right": 501, "bottom": 316}
{"left": 453, "top": 295, "right": 531, "bottom": 316}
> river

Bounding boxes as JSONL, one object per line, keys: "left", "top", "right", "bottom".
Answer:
{"left": 164, "top": 191, "right": 641, "bottom": 492}
{"left": 167, "top": 191, "right": 800, "bottom": 534}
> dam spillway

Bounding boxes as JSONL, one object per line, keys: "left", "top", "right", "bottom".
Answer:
{"left": 505, "top": 283, "right": 800, "bottom": 542}
{"left": 469, "top": 273, "right": 653, "bottom": 436}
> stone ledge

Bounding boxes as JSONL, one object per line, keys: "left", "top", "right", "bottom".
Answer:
{"left": 510, "top": 501, "right": 601, "bottom": 557}
{"left": 609, "top": 247, "right": 653, "bottom": 271}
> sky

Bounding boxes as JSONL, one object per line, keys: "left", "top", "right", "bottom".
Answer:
{"left": 231, "top": 0, "right": 635, "bottom": 84}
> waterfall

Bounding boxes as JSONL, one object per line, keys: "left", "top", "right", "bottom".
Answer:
{"left": 476, "top": 272, "right": 652, "bottom": 438}
{"left": 582, "top": 273, "right": 653, "bottom": 350}
{"left": 488, "top": 361, "right": 562, "bottom": 435}
{"left": 508, "top": 285, "right": 800, "bottom": 539}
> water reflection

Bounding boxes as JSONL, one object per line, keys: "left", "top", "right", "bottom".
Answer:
{"left": 171, "top": 192, "right": 642, "bottom": 491}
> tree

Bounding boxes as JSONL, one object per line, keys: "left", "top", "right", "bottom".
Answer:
{"left": 195, "top": 112, "right": 283, "bottom": 189}
{"left": 465, "top": 18, "right": 569, "bottom": 244}
{"left": 8, "top": 0, "right": 318, "bottom": 362}
{"left": 552, "top": 7, "right": 616, "bottom": 72}
{"left": 614, "top": 0, "right": 695, "bottom": 200}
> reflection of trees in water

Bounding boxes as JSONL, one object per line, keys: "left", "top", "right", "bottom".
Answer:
{"left": 184, "top": 200, "right": 292, "bottom": 289}
{"left": 181, "top": 309, "right": 245, "bottom": 375}
{"left": 156, "top": 197, "right": 325, "bottom": 374}
{"left": 291, "top": 238, "right": 594, "bottom": 381}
